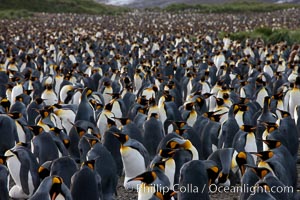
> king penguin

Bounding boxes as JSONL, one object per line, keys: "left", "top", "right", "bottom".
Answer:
{"left": 29, "top": 175, "right": 72, "bottom": 200}
{"left": 178, "top": 160, "right": 210, "bottom": 200}
{"left": 30, "top": 125, "right": 60, "bottom": 164}
{"left": 128, "top": 169, "right": 170, "bottom": 200}
{"left": 142, "top": 113, "right": 165, "bottom": 160}
{"left": 113, "top": 132, "right": 150, "bottom": 190}
{"left": 75, "top": 87, "right": 95, "bottom": 124}
{"left": 4, "top": 145, "right": 40, "bottom": 199}
{"left": 70, "top": 160, "right": 102, "bottom": 200}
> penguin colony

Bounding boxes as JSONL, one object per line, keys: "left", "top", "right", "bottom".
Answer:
{"left": 0, "top": 8, "right": 300, "bottom": 200}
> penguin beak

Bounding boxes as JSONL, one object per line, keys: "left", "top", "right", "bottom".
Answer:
{"left": 128, "top": 176, "right": 144, "bottom": 182}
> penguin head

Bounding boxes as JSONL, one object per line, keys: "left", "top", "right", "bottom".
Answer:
{"left": 87, "top": 138, "right": 100, "bottom": 147}
{"left": 112, "top": 117, "right": 130, "bottom": 126}
{"left": 151, "top": 161, "right": 166, "bottom": 172}
{"left": 38, "top": 161, "right": 52, "bottom": 180}
{"left": 236, "top": 152, "right": 248, "bottom": 175}
{"left": 128, "top": 171, "right": 157, "bottom": 185}
{"left": 28, "top": 125, "right": 44, "bottom": 136}
{"left": 104, "top": 103, "right": 113, "bottom": 111}
{"left": 50, "top": 176, "right": 64, "bottom": 199}
{"left": 82, "top": 87, "right": 93, "bottom": 98}
{"left": 153, "top": 190, "right": 177, "bottom": 200}
{"left": 254, "top": 182, "right": 271, "bottom": 193}
{"left": 206, "top": 166, "right": 219, "bottom": 186}
{"left": 247, "top": 165, "right": 271, "bottom": 179}
{"left": 0, "top": 98, "right": 10, "bottom": 113}
{"left": 271, "top": 91, "right": 283, "bottom": 100}
{"left": 0, "top": 155, "right": 8, "bottom": 165}
{"left": 75, "top": 126, "right": 87, "bottom": 138}
{"left": 253, "top": 151, "right": 274, "bottom": 161}
{"left": 276, "top": 109, "right": 290, "bottom": 118}
{"left": 184, "top": 101, "right": 194, "bottom": 110}
{"left": 233, "top": 104, "right": 248, "bottom": 113}
{"left": 215, "top": 98, "right": 224, "bottom": 106}
{"left": 105, "top": 115, "right": 116, "bottom": 128}
{"left": 81, "top": 160, "right": 96, "bottom": 170}
{"left": 137, "top": 96, "right": 149, "bottom": 106}
{"left": 113, "top": 132, "right": 129, "bottom": 145}
{"left": 39, "top": 109, "right": 51, "bottom": 118}
{"left": 166, "top": 138, "right": 193, "bottom": 151}
{"left": 8, "top": 112, "right": 22, "bottom": 119}
{"left": 158, "top": 148, "right": 177, "bottom": 158}
{"left": 262, "top": 139, "right": 281, "bottom": 149}
{"left": 261, "top": 122, "right": 278, "bottom": 133}
{"left": 217, "top": 172, "right": 229, "bottom": 184}
{"left": 240, "top": 125, "right": 256, "bottom": 133}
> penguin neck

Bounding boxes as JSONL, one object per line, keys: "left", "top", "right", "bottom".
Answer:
{"left": 188, "top": 146, "right": 199, "bottom": 160}
{"left": 262, "top": 99, "right": 270, "bottom": 113}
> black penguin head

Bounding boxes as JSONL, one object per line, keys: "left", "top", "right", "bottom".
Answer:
{"left": 28, "top": 125, "right": 44, "bottom": 136}
{"left": 184, "top": 102, "right": 194, "bottom": 110}
{"left": 38, "top": 165, "right": 50, "bottom": 180}
{"left": 112, "top": 132, "right": 129, "bottom": 144}
{"left": 240, "top": 125, "right": 256, "bottom": 132}
{"left": 0, "top": 155, "right": 8, "bottom": 165}
{"left": 277, "top": 109, "right": 290, "bottom": 118}
{"left": 158, "top": 148, "right": 177, "bottom": 158}
{"left": 8, "top": 112, "right": 22, "bottom": 119}
{"left": 207, "top": 166, "right": 219, "bottom": 186}
{"left": 81, "top": 160, "right": 96, "bottom": 170}
{"left": 215, "top": 98, "right": 224, "bottom": 106}
{"left": 104, "top": 103, "right": 113, "bottom": 111}
{"left": 262, "top": 140, "right": 281, "bottom": 149}
{"left": 236, "top": 152, "right": 248, "bottom": 175}
{"left": 247, "top": 166, "right": 271, "bottom": 179}
{"left": 262, "top": 122, "right": 278, "bottom": 133}
{"left": 217, "top": 172, "right": 229, "bottom": 184}
{"left": 152, "top": 161, "right": 166, "bottom": 171}
{"left": 128, "top": 171, "right": 157, "bottom": 185}
{"left": 113, "top": 117, "right": 130, "bottom": 126}
{"left": 154, "top": 190, "right": 177, "bottom": 200}
{"left": 35, "top": 97, "right": 44, "bottom": 105}
{"left": 82, "top": 87, "right": 93, "bottom": 97}
{"left": 50, "top": 176, "right": 63, "bottom": 199}
{"left": 137, "top": 96, "right": 149, "bottom": 106}
{"left": 87, "top": 138, "right": 100, "bottom": 147}
{"left": 166, "top": 138, "right": 193, "bottom": 151}
{"left": 253, "top": 151, "right": 274, "bottom": 161}
{"left": 0, "top": 98, "right": 11, "bottom": 112}
{"left": 105, "top": 115, "right": 116, "bottom": 127}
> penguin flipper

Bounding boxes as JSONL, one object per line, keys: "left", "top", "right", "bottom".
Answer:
{"left": 61, "top": 183, "right": 73, "bottom": 200}
{"left": 95, "top": 173, "right": 103, "bottom": 200}
{"left": 19, "top": 159, "right": 30, "bottom": 195}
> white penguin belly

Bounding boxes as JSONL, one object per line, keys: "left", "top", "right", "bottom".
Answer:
{"left": 245, "top": 133, "right": 257, "bottom": 163}
{"left": 111, "top": 101, "right": 122, "bottom": 118}
{"left": 16, "top": 122, "right": 26, "bottom": 143}
{"left": 256, "top": 88, "right": 268, "bottom": 108}
{"left": 121, "top": 147, "right": 146, "bottom": 190}
{"left": 165, "top": 159, "right": 175, "bottom": 189}
{"left": 138, "top": 184, "right": 155, "bottom": 200}
{"left": 7, "top": 156, "right": 21, "bottom": 187}
{"left": 235, "top": 111, "right": 244, "bottom": 127}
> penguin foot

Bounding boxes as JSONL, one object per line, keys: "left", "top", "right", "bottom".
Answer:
{"left": 9, "top": 185, "right": 30, "bottom": 199}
